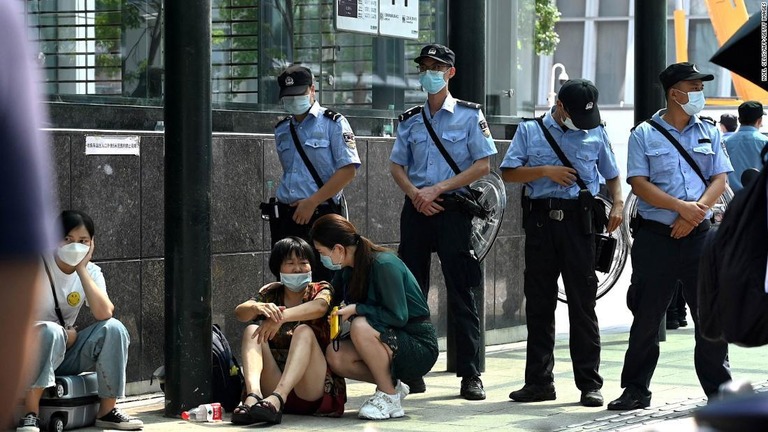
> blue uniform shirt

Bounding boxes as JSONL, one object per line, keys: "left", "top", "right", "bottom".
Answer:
{"left": 274, "top": 101, "right": 361, "bottom": 204}
{"left": 724, "top": 126, "right": 767, "bottom": 191}
{"left": 390, "top": 94, "right": 497, "bottom": 192}
{"left": 500, "top": 108, "right": 619, "bottom": 199}
{"left": 627, "top": 109, "right": 733, "bottom": 225}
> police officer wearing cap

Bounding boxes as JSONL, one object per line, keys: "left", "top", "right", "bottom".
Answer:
{"left": 607, "top": 62, "right": 733, "bottom": 411}
{"left": 268, "top": 64, "right": 361, "bottom": 281}
{"left": 389, "top": 43, "right": 496, "bottom": 401}
{"left": 725, "top": 101, "right": 767, "bottom": 191}
{"left": 501, "top": 79, "right": 623, "bottom": 408}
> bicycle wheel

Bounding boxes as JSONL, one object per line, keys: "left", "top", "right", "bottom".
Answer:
{"left": 557, "top": 193, "right": 630, "bottom": 303}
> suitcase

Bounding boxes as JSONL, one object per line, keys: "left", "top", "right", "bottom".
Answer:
{"left": 38, "top": 372, "right": 99, "bottom": 432}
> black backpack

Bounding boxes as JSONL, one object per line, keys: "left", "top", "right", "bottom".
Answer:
{"left": 212, "top": 324, "right": 245, "bottom": 412}
{"left": 698, "top": 163, "right": 768, "bottom": 347}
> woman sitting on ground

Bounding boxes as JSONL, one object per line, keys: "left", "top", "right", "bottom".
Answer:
{"left": 232, "top": 236, "right": 345, "bottom": 425}
{"left": 310, "top": 214, "right": 439, "bottom": 420}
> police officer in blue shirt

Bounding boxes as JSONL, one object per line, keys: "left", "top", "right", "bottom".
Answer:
{"left": 608, "top": 62, "right": 733, "bottom": 411}
{"left": 266, "top": 65, "right": 361, "bottom": 281}
{"left": 390, "top": 44, "right": 496, "bottom": 401}
{"left": 725, "top": 101, "right": 767, "bottom": 191}
{"left": 501, "top": 79, "right": 623, "bottom": 408}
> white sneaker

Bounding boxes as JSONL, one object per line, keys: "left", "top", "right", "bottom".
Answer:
{"left": 358, "top": 390, "right": 404, "bottom": 420}
{"left": 16, "top": 413, "right": 40, "bottom": 432}
{"left": 395, "top": 380, "right": 410, "bottom": 400}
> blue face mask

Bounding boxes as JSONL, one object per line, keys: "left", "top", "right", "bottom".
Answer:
{"left": 419, "top": 70, "right": 447, "bottom": 94}
{"left": 280, "top": 271, "right": 312, "bottom": 292}
{"left": 674, "top": 89, "right": 706, "bottom": 116}
{"left": 320, "top": 253, "right": 342, "bottom": 271}
{"left": 282, "top": 95, "right": 312, "bottom": 115}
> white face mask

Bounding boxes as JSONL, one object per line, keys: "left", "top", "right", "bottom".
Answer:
{"left": 562, "top": 116, "right": 580, "bottom": 131}
{"left": 674, "top": 89, "right": 706, "bottom": 116}
{"left": 57, "top": 242, "right": 90, "bottom": 267}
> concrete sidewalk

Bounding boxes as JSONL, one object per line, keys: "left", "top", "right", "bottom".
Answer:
{"left": 88, "top": 326, "right": 768, "bottom": 432}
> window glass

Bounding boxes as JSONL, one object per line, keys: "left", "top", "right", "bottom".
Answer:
{"left": 598, "top": 0, "right": 629, "bottom": 17}
{"left": 25, "top": 0, "right": 450, "bottom": 114}
{"left": 557, "top": 0, "right": 586, "bottom": 18}
{"left": 595, "top": 21, "right": 628, "bottom": 104}
{"left": 552, "top": 22, "right": 585, "bottom": 87}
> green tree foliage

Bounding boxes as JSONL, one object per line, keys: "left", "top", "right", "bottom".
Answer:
{"left": 535, "top": 0, "right": 560, "bottom": 55}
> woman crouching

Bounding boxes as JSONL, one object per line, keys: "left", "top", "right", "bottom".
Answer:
{"left": 310, "top": 214, "right": 438, "bottom": 420}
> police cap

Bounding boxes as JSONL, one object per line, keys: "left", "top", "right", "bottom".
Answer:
{"left": 277, "top": 65, "right": 313, "bottom": 98}
{"left": 414, "top": 44, "right": 455, "bottom": 67}
{"left": 659, "top": 62, "right": 714, "bottom": 93}
{"left": 738, "top": 101, "right": 766, "bottom": 124}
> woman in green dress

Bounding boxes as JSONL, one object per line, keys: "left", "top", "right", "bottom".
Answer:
{"left": 310, "top": 214, "right": 438, "bottom": 420}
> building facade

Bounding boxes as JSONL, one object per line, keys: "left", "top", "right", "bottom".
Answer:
{"left": 24, "top": 0, "right": 537, "bottom": 134}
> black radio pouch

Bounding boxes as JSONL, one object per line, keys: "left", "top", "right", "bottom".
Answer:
{"left": 578, "top": 189, "right": 595, "bottom": 235}
{"left": 520, "top": 187, "right": 531, "bottom": 227}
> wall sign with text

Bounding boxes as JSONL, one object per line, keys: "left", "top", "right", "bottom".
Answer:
{"left": 335, "top": 0, "right": 419, "bottom": 40}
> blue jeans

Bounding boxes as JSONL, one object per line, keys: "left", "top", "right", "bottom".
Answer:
{"left": 30, "top": 318, "right": 130, "bottom": 398}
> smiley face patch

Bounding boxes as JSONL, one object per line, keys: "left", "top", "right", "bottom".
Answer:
{"left": 67, "top": 292, "right": 82, "bottom": 307}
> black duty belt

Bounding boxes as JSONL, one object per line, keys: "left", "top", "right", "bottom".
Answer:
{"left": 530, "top": 198, "right": 580, "bottom": 222}
{"left": 638, "top": 216, "right": 711, "bottom": 238}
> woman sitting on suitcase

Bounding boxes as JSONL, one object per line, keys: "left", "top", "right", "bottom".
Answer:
{"left": 17, "top": 210, "right": 143, "bottom": 432}
{"left": 232, "top": 236, "right": 346, "bottom": 425}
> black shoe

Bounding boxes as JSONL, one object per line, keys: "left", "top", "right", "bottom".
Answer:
{"left": 666, "top": 319, "right": 680, "bottom": 330}
{"left": 95, "top": 408, "right": 144, "bottom": 430}
{"left": 607, "top": 388, "right": 651, "bottom": 411}
{"left": 460, "top": 375, "right": 486, "bottom": 400}
{"left": 580, "top": 389, "right": 604, "bottom": 407}
{"left": 402, "top": 376, "right": 426, "bottom": 394}
{"left": 509, "top": 383, "right": 556, "bottom": 402}
{"left": 678, "top": 317, "right": 688, "bottom": 327}
{"left": 249, "top": 392, "right": 284, "bottom": 424}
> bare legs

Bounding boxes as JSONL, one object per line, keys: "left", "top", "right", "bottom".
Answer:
{"left": 240, "top": 323, "right": 327, "bottom": 410}
{"left": 325, "top": 317, "right": 395, "bottom": 394}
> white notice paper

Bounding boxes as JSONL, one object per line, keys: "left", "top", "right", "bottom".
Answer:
{"left": 85, "top": 136, "right": 141, "bottom": 156}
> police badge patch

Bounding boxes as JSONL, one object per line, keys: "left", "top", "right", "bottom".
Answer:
{"left": 479, "top": 119, "right": 491, "bottom": 138}
{"left": 343, "top": 132, "right": 356, "bottom": 149}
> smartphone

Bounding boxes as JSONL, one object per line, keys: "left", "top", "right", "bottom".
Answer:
{"left": 330, "top": 306, "right": 340, "bottom": 339}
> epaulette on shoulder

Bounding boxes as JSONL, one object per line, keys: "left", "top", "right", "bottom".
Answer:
{"left": 274, "top": 116, "right": 291, "bottom": 128}
{"left": 399, "top": 105, "right": 423, "bottom": 122}
{"left": 323, "top": 109, "right": 342, "bottom": 121}
{"left": 630, "top": 119, "right": 648, "bottom": 133}
{"left": 455, "top": 99, "right": 482, "bottom": 110}
{"left": 699, "top": 115, "right": 716, "bottom": 126}
{"left": 520, "top": 117, "right": 539, "bottom": 122}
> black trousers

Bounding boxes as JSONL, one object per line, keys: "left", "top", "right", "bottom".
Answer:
{"left": 620, "top": 226, "right": 731, "bottom": 397}
{"left": 398, "top": 197, "right": 482, "bottom": 378}
{"left": 667, "top": 282, "right": 687, "bottom": 323}
{"left": 523, "top": 209, "right": 603, "bottom": 391}
{"left": 267, "top": 202, "right": 339, "bottom": 283}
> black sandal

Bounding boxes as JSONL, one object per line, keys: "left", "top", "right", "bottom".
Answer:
{"left": 231, "top": 393, "right": 262, "bottom": 425}
{"left": 249, "top": 392, "right": 285, "bottom": 424}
